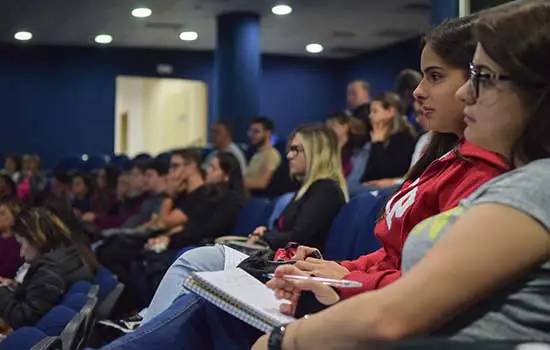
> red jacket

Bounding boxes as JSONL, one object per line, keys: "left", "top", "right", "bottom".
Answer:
{"left": 339, "top": 141, "right": 510, "bottom": 299}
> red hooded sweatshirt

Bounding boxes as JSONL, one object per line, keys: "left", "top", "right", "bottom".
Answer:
{"left": 338, "top": 141, "right": 510, "bottom": 299}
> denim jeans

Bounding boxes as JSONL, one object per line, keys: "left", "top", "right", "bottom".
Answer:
{"left": 101, "top": 294, "right": 209, "bottom": 350}
{"left": 142, "top": 244, "right": 226, "bottom": 324}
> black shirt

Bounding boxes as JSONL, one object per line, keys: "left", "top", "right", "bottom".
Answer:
{"left": 361, "top": 130, "right": 417, "bottom": 183}
{"left": 169, "top": 185, "right": 247, "bottom": 250}
{"left": 262, "top": 178, "right": 347, "bottom": 251}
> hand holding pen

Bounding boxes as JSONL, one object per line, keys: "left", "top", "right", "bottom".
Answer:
{"left": 265, "top": 265, "right": 354, "bottom": 315}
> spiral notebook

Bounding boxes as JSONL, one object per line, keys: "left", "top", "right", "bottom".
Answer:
{"left": 183, "top": 268, "right": 296, "bottom": 333}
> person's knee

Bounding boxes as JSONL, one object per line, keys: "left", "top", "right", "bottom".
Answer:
{"left": 175, "top": 245, "right": 225, "bottom": 273}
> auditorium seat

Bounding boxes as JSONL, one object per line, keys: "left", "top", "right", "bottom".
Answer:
{"left": 1, "top": 327, "right": 52, "bottom": 350}
{"left": 230, "top": 197, "right": 272, "bottom": 236}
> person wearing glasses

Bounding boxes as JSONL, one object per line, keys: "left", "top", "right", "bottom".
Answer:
{"left": 244, "top": 117, "right": 282, "bottom": 194}
{"left": 257, "top": 1, "right": 550, "bottom": 347}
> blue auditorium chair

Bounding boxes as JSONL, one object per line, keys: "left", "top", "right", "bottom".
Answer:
{"left": 94, "top": 267, "right": 117, "bottom": 301}
{"left": 61, "top": 293, "right": 88, "bottom": 313}
{"left": 36, "top": 305, "right": 77, "bottom": 337}
{"left": 64, "top": 280, "right": 93, "bottom": 298}
{"left": 1, "top": 327, "right": 52, "bottom": 350}
{"left": 323, "top": 192, "right": 385, "bottom": 261}
{"left": 230, "top": 197, "right": 272, "bottom": 236}
{"left": 267, "top": 192, "right": 294, "bottom": 229}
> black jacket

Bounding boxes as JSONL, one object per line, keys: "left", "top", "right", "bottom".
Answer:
{"left": 0, "top": 246, "right": 93, "bottom": 329}
{"left": 262, "top": 179, "right": 346, "bottom": 251}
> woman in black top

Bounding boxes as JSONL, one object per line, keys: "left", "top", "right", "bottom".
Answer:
{"left": 0, "top": 208, "right": 93, "bottom": 332}
{"left": 137, "top": 124, "right": 349, "bottom": 324}
{"left": 361, "top": 92, "right": 417, "bottom": 188}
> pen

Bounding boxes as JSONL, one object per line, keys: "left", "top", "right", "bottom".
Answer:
{"left": 263, "top": 273, "right": 363, "bottom": 288}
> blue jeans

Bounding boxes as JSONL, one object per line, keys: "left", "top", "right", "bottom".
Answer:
{"left": 102, "top": 295, "right": 262, "bottom": 350}
{"left": 101, "top": 294, "right": 209, "bottom": 350}
{"left": 142, "top": 245, "right": 226, "bottom": 324}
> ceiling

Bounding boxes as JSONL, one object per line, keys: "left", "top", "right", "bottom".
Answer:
{"left": 0, "top": 0, "right": 431, "bottom": 58}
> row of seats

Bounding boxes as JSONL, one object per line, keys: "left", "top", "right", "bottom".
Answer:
{"left": 1, "top": 267, "right": 124, "bottom": 350}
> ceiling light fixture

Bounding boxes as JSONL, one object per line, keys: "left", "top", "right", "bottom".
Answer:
{"left": 14, "top": 31, "right": 33, "bottom": 41}
{"left": 306, "top": 43, "right": 323, "bottom": 54}
{"left": 272, "top": 4, "right": 293, "bottom": 15}
{"left": 95, "top": 34, "right": 113, "bottom": 44}
{"left": 179, "top": 31, "right": 198, "bottom": 41}
{"left": 131, "top": 7, "right": 152, "bottom": 18}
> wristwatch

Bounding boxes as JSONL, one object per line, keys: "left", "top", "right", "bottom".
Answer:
{"left": 268, "top": 325, "right": 286, "bottom": 350}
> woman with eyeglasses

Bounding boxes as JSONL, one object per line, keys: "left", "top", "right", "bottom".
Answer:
{"left": 256, "top": 0, "right": 550, "bottom": 347}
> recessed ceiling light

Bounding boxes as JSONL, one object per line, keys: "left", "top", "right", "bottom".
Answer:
{"left": 14, "top": 31, "right": 32, "bottom": 41}
{"left": 272, "top": 4, "right": 292, "bottom": 15}
{"left": 131, "top": 7, "right": 152, "bottom": 18}
{"left": 95, "top": 34, "right": 113, "bottom": 44}
{"left": 179, "top": 31, "right": 198, "bottom": 41}
{"left": 306, "top": 43, "right": 323, "bottom": 54}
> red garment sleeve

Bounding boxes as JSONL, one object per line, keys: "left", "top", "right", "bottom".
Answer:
{"left": 338, "top": 268, "right": 401, "bottom": 299}
{"left": 437, "top": 161, "right": 505, "bottom": 211}
{"left": 340, "top": 247, "right": 385, "bottom": 272}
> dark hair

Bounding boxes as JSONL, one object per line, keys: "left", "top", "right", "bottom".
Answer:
{"left": 213, "top": 151, "right": 248, "bottom": 202}
{"left": 407, "top": 15, "right": 479, "bottom": 181}
{"left": 0, "top": 196, "right": 23, "bottom": 217}
{"left": 372, "top": 92, "right": 417, "bottom": 138}
{"left": 13, "top": 207, "right": 73, "bottom": 254}
{"left": 145, "top": 159, "right": 169, "bottom": 176}
{"left": 473, "top": 0, "right": 550, "bottom": 164}
{"left": 422, "top": 15, "right": 479, "bottom": 73}
{"left": 131, "top": 161, "right": 147, "bottom": 174}
{"left": 395, "top": 69, "right": 423, "bottom": 96}
{"left": 250, "top": 116, "right": 275, "bottom": 132}
{"left": 4, "top": 154, "right": 22, "bottom": 172}
{"left": 101, "top": 164, "right": 121, "bottom": 190}
{"left": 326, "top": 112, "right": 351, "bottom": 125}
{"left": 53, "top": 171, "right": 72, "bottom": 185}
{"left": 171, "top": 148, "right": 203, "bottom": 167}
{"left": 39, "top": 197, "right": 100, "bottom": 270}
{"left": 72, "top": 172, "right": 93, "bottom": 193}
{"left": 349, "top": 80, "right": 371, "bottom": 94}
{"left": 0, "top": 174, "right": 16, "bottom": 197}
{"left": 215, "top": 120, "right": 234, "bottom": 138}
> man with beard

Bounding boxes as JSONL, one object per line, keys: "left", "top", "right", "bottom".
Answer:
{"left": 244, "top": 117, "right": 281, "bottom": 193}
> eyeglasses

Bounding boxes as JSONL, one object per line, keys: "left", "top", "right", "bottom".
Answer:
{"left": 287, "top": 145, "right": 304, "bottom": 157}
{"left": 469, "top": 62, "right": 511, "bottom": 100}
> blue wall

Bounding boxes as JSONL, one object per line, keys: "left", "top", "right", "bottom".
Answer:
{"left": 0, "top": 39, "right": 420, "bottom": 168}
{"left": 343, "top": 37, "right": 421, "bottom": 98}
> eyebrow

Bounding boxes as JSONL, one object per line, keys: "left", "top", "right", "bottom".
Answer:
{"left": 423, "top": 66, "right": 443, "bottom": 74}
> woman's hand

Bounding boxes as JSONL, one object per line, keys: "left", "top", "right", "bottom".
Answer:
{"left": 81, "top": 212, "right": 96, "bottom": 222}
{"left": 147, "top": 235, "right": 171, "bottom": 249}
{"left": 247, "top": 226, "right": 267, "bottom": 244}
{"left": 0, "top": 278, "right": 16, "bottom": 289}
{"left": 294, "top": 258, "right": 350, "bottom": 280}
{"left": 292, "top": 246, "right": 322, "bottom": 260}
{"left": 266, "top": 265, "right": 340, "bottom": 316}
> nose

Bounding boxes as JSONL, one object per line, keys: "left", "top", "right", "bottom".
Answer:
{"left": 455, "top": 80, "right": 474, "bottom": 105}
{"left": 413, "top": 79, "right": 428, "bottom": 102}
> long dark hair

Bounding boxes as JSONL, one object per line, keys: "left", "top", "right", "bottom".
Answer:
{"left": 211, "top": 151, "right": 248, "bottom": 203}
{"left": 406, "top": 15, "right": 478, "bottom": 181}
{"left": 473, "top": 0, "right": 550, "bottom": 165}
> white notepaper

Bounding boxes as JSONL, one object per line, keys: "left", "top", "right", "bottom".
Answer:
{"left": 223, "top": 245, "right": 249, "bottom": 270}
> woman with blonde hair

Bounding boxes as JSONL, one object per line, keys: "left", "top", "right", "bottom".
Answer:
{"left": 102, "top": 124, "right": 348, "bottom": 335}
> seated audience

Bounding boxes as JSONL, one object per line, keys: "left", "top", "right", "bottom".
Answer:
{"left": 346, "top": 80, "right": 371, "bottom": 119}
{"left": 92, "top": 163, "right": 121, "bottom": 214}
{"left": 257, "top": 2, "right": 550, "bottom": 347}
{"left": 132, "top": 151, "right": 249, "bottom": 306}
{"left": 98, "top": 14, "right": 510, "bottom": 350}
{"left": 0, "top": 174, "right": 16, "bottom": 199}
{"left": 204, "top": 121, "right": 247, "bottom": 173}
{"left": 325, "top": 113, "right": 352, "bottom": 177}
{"left": 395, "top": 68, "right": 423, "bottom": 130}
{"left": 343, "top": 116, "right": 372, "bottom": 197}
{"left": 0, "top": 197, "right": 23, "bottom": 278}
{"left": 244, "top": 117, "right": 282, "bottom": 195}
{"left": 410, "top": 99, "right": 432, "bottom": 168}
{"left": 0, "top": 208, "right": 93, "bottom": 332}
{"left": 120, "top": 159, "right": 168, "bottom": 229}
{"left": 16, "top": 154, "right": 45, "bottom": 204}
{"left": 50, "top": 171, "right": 72, "bottom": 201}
{"left": 361, "top": 92, "right": 417, "bottom": 188}
{"left": 2, "top": 155, "right": 22, "bottom": 184}
{"left": 71, "top": 172, "right": 94, "bottom": 216}
{"left": 139, "top": 123, "right": 348, "bottom": 325}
